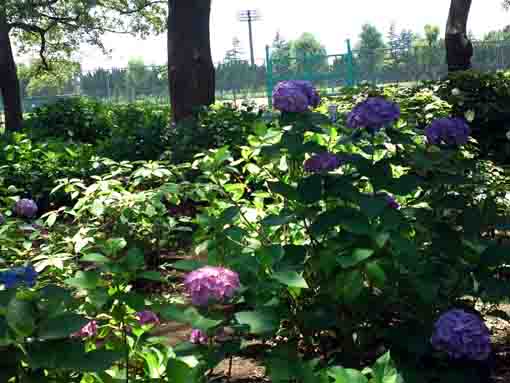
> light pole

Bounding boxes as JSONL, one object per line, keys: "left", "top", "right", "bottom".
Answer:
{"left": 238, "top": 10, "right": 261, "bottom": 67}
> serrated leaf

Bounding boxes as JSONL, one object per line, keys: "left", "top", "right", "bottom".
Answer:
{"left": 80, "top": 253, "right": 110, "bottom": 264}
{"left": 337, "top": 249, "right": 375, "bottom": 268}
{"left": 272, "top": 271, "right": 309, "bottom": 288}
{"left": 6, "top": 299, "right": 35, "bottom": 337}
{"left": 38, "top": 313, "right": 89, "bottom": 340}
{"left": 235, "top": 310, "right": 279, "bottom": 335}
{"left": 65, "top": 271, "right": 100, "bottom": 290}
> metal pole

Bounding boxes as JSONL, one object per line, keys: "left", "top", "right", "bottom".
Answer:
{"left": 247, "top": 11, "right": 255, "bottom": 67}
{"left": 265, "top": 45, "right": 273, "bottom": 108}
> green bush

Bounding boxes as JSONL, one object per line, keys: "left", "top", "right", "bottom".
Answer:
{"left": 168, "top": 102, "right": 264, "bottom": 163}
{"left": 436, "top": 70, "right": 510, "bottom": 161}
{"left": 23, "top": 97, "right": 114, "bottom": 143}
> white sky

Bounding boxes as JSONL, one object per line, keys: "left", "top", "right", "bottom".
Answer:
{"left": 76, "top": 0, "right": 510, "bottom": 71}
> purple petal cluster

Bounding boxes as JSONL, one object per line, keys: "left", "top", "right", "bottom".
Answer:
{"left": 190, "top": 329, "right": 208, "bottom": 345}
{"left": 0, "top": 265, "right": 38, "bottom": 289}
{"left": 184, "top": 266, "right": 240, "bottom": 307}
{"left": 72, "top": 320, "right": 98, "bottom": 338}
{"left": 425, "top": 118, "right": 470, "bottom": 146}
{"left": 15, "top": 199, "right": 38, "bottom": 218}
{"left": 346, "top": 97, "right": 400, "bottom": 131}
{"left": 136, "top": 310, "right": 160, "bottom": 326}
{"left": 385, "top": 194, "right": 400, "bottom": 210}
{"left": 272, "top": 80, "right": 321, "bottom": 113}
{"left": 431, "top": 309, "right": 491, "bottom": 361}
{"left": 304, "top": 152, "right": 343, "bottom": 173}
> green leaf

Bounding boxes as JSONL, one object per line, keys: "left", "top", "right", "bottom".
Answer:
{"left": 336, "top": 270, "right": 364, "bottom": 304}
{"left": 328, "top": 367, "right": 369, "bottom": 383}
{"left": 159, "top": 305, "right": 221, "bottom": 331}
{"left": 6, "top": 298, "right": 35, "bottom": 337}
{"left": 46, "top": 212, "right": 58, "bottom": 227}
{"left": 371, "top": 351, "right": 404, "bottom": 383}
{"left": 235, "top": 310, "right": 279, "bottom": 335}
{"left": 65, "top": 271, "right": 100, "bottom": 290}
{"left": 297, "top": 174, "right": 323, "bottom": 204}
{"left": 123, "top": 247, "right": 145, "bottom": 271}
{"left": 337, "top": 249, "right": 375, "bottom": 269}
{"left": 27, "top": 340, "right": 122, "bottom": 372}
{"left": 312, "top": 207, "right": 371, "bottom": 236}
{"left": 224, "top": 183, "right": 245, "bottom": 201}
{"left": 272, "top": 271, "right": 309, "bottom": 288}
{"left": 387, "top": 174, "right": 422, "bottom": 195}
{"left": 38, "top": 313, "right": 89, "bottom": 340}
{"left": 139, "top": 271, "right": 164, "bottom": 281}
{"left": 365, "top": 261, "right": 387, "bottom": 287}
{"left": 357, "top": 195, "right": 387, "bottom": 218}
{"left": 106, "top": 237, "right": 127, "bottom": 255}
{"left": 172, "top": 260, "right": 206, "bottom": 271}
{"left": 281, "top": 131, "right": 304, "bottom": 155}
{"left": 219, "top": 206, "right": 240, "bottom": 224}
{"left": 80, "top": 253, "right": 111, "bottom": 264}
{"left": 267, "top": 181, "right": 298, "bottom": 201}
{"left": 166, "top": 359, "right": 199, "bottom": 383}
{"left": 481, "top": 244, "right": 510, "bottom": 267}
{"left": 261, "top": 213, "right": 296, "bottom": 226}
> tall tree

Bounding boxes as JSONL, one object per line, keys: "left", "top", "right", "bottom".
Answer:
{"left": 0, "top": 0, "right": 166, "bottom": 133}
{"left": 357, "top": 23, "right": 386, "bottom": 79}
{"left": 424, "top": 25, "right": 441, "bottom": 47}
{"left": 271, "top": 31, "right": 291, "bottom": 74}
{"left": 445, "top": 0, "right": 473, "bottom": 72}
{"left": 290, "top": 32, "right": 328, "bottom": 73}
{"left": 167, "top": 0, "right": 214, "bottom": 123}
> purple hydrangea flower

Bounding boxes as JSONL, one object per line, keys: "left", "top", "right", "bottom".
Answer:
{"left": 15, "top": 199, "right": 38, "bottom": 218}
{"left": 431, "top": 309, "right": 491, "bottom": 361}
{"left": 0, "top": 265, "right": 38, "bottom": 289}
{"left": 272, "top": 80, "right": 320, "bottom": 113}
{"left": 190, "top": 329, "right": 208, "bottom": 345}
{"left": 136, "top": 310, "right": 160, "bottom": 326}
{"left": 346, "top": 97, "right": 400, "bottom": 132}
{"left": 304, "top": 152, "right": 343, "bottom": 173}
{"left": 385, "top": 194, "right": 400, "bottom": 210}
{"left": 72, "top": 320, "right": 98, "bottom": 338}
{"left": 425, "top": 118, "right": 470, "bottom": 146}
{"left": 184, "top": 266, "right": 240, "bottom": 307}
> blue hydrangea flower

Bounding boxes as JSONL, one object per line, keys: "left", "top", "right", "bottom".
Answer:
{"left": 272, "top": 80, "right": 321, "bottom": 113}
{"left": 431, "top": 309, "right": 491, "bottom": 361}
{"left": 425, "top": 118, "right": 470, "bottom": 146}
{"left": 304, "top": 153, "right": 343, "bottom": 173}
{"left": 346, "top": 97, "right": 400, "bottom": 132}
{"left": 15, "top": 199, "right": 38, "bottom": 218}
{"left": 0, "top": 266, "right": 38, "bottom": 289}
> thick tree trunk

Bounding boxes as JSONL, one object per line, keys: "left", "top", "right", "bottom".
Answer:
{"left": 0, "top": 12, "right": 22, "bottom": 132}
{"left": 445, "top": 0, "right": 473, "bottom": 72}
{"left": 167, "top": 0, "right": 215, "bottom": 123}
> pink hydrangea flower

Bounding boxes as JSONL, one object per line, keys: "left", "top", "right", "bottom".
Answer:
{"left": 72, "top": 320, "right": 98, "bottom": 338}
{"left": 190, "top": 329, "right": 208, "bottom": 345}
{"left": 136, "top": 310, "right": 160, "bottom": 326}
{"left": 184, "top": 266, "right": 240, "bottom": 306}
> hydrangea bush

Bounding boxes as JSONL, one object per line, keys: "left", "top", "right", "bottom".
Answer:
{"left": 188, "top": 84, "right": 508, "bottom": 381}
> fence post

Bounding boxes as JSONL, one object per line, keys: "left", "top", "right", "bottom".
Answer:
{"left": 265, "top": 45, "right": 273, "bottom": 108}
{"left": 346, "top": 39, "right": 355, "bottom": 87}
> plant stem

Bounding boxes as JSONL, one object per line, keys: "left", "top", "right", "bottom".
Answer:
{"left": 124, "top": 319, "right": 129, "bottom": 383}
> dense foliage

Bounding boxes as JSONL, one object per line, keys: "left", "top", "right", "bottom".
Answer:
{"left": 1, "top": 70, "right": 510, "bottom": 382}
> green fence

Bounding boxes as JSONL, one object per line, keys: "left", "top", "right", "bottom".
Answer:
{"left": 265, "top": 39, "right": 510, "bottom": 107}
{"left": 265, "top": 40, "right": 356, "bottom": 107}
